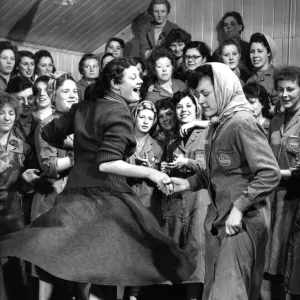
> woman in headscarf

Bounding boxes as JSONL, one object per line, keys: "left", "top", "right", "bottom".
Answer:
{"left": 247, "top": 32, "right": 278, "bottom": 116}
{"left": 165, "top": 62, "right": 281, "bottom": 300}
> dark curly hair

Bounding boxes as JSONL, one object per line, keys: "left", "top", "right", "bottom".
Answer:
{"left": 221, "top": 11, "right": 244, "bottom": 33}
{"left": 102, "top": 57, "right": 137, "bottom": 91}
{"left": 273, "top": 66, "right": 300, "bottom": 92}
{"left": 13, "top": 50, "right": 35, "bottom": 77}
{"left": 105, "top": 38, "right": 125, "bottom": 51}
{"left": 0, "top": 41, "right": 17, "bottom": 57}
{"left": 243, "top": 82, "right": 270, "bottom": 118}
{"left": 187, "top": 64, "right": 214, "bottom": 90}
{"left": 155, "top": 97, "right": 175, "bottom": 113}
{"left": 33, "top": 50, "right": 56, "bottom": 74}
{"left": 6, "top": 76, "right": 33, "bottom": 94}
{"left": 148, "top": 47, "right": 175, "bottom": 81}
{"left": 0, "top": 92, "right": 21, "bottom": 121}
{"left": 164, "top": 28, "right": 192, "bottom": 49}
{"left": 147, "top": 0, "right": 171, "bottom": 15}
{"left": 78, "top": 53, "right": 99, "bottom": 75}
{"left": 217, "top": 38, "right": 242, "bottom": 63}
{"left": 183, "top": 41, "right": 212, "bottom": 63}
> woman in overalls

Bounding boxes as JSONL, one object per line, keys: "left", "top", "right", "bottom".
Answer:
{"left": 167, "top": 63, "right": 281, "bottom": 300}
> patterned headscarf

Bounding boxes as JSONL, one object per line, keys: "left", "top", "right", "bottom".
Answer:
{"left": 131, "top": 100, "right": 157, "bottom": 127}
{"left": 209, "top": 62, "right": 254, "bottom": 123}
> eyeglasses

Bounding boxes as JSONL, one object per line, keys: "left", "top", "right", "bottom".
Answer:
{"left": 184, "top": 55, "right": 202, "bottom": 61}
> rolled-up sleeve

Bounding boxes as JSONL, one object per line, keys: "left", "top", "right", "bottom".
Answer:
{"left": 233, "top": 118, "right": 281, "bottom": 212}
{"left": 187, "top": 169, "right": 209, "bottom": 192}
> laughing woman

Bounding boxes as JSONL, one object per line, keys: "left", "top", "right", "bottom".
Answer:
{"left": 166, "top": 63, "right": 281, "bottom": 300}
{"left": 0, "top": 58, "right": 195, "bottom": 298}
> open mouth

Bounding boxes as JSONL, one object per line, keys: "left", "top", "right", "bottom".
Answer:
{"left": 133, "top": 87, "right": 140, "bottom": 93}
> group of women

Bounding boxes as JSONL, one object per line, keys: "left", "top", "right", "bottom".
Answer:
{"left": 0, "top": 0, "right": 299, "bottom": 300}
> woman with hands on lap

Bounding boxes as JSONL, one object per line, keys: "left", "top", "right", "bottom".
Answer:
{"left": 165, "top": 63, "right": 281, "bottom": 300}
{"left": 0, "top": 58, "right": 195, "bottom": 299}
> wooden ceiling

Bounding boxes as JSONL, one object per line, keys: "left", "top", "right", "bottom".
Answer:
{"left": 0, "top": 0, "right": 151, "bottom": 53}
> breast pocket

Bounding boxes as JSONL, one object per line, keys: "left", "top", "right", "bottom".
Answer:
{"left": 195, "top": 149, "right": 206, "bottom": 169}
{"left": 215, "top": 149, "right": 241, "bottom": 174}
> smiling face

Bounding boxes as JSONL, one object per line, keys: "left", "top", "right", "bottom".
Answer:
{"left": 155, "top": 57, "right": 173, "bottom": 83}
{"left": 157, "top": 108, "right": 176, "bottom": 132}
{"left": 176, "top": 96, "right": 197, "bottom": 124}
{"left": 250, "top": 42, "right": 270, "bottom": 71}
{"left": 223, "top": 16, "right": 242, "bottom": 39}
{"left": 117, "top": 65, "right": 143, "bottom": 103}
{"left": 194, "top": 77, "right": 217, "bottom": 118}
{"left": 277, "top": 79, "right": 300, "bottom": 112}
{"left": 106, "top": 41, "right": 123, "bottom": 58}
{"left": 169, "top": 42, "right": 185, "bottom": 58}
{"left": 82, "top": 58, "right": 99, "bottom": 80}
{"left": 135, "top": 109, "right": 155, "bottom": 135}
{"left": 35, "top": 81, "right": 52, "bottom": 110}
{"left": 152, "top": 4, "right": 168, "bottom": 24}
{"left": 18, "top": 56, "right": 35, "bottom": 79}
{"left": 14, "top": 88, "right": 35, "bottom": 117}
{"left": 0, "top": 104, "right": 16, "bottom": 135}
{"left": 0, "top": 49, "right": 15, "bottom": 76}
{"left": 36, "top": 56, "right": 54, "bottom": 77}
{"left": 55, "top": 79, "right": 78, "bottom": 113}
{"left": 185, "top": 48, "right": 206, "bottom": 71}
{"left": 221, "top": 44, "right": 241, "bottom": 71}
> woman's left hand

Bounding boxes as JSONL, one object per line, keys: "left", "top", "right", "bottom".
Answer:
{"left": 167, "top": 153, "right": 188, "bottom": 169}
{"left": 225, "top": 206, "right": 243, "bottom": 236}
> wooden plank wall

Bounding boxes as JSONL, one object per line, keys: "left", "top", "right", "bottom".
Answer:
{"left": 99, "top": 0, "right": 300, "bottom": 67}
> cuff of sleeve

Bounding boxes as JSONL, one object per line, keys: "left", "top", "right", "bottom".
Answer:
{"left": 187, "top": 174, "right": 198, "bottom": 192}
{"left": 233, "top": 194, "right": 252, "bottom": 212}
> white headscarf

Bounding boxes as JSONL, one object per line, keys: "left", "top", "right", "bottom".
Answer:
{"left": 208, "top": 62, "right": 254, "bottom": 123}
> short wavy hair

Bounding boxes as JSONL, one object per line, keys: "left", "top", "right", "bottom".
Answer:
{"left": 183, "top": 41, "right": 212, "bottom": 63}
{"left": 217, "top": 38, "right": 242, "bottom": 63}
{"left": 6, "top": 76, "right": 33, "bottom": 94}
{"left": 102, "top": 57, "right": 137, "bottom": 91}
{"left": 0, "top": 92, "right": 20, "bottom": 121}
{"left": 78, "top": 53, "right": 99, "bottom": 75}
{"left": 155, "top": 97, "right": 175, "bottom": 113}
{"left": 274, "top": 66, "right": 300, "bottom": 91}
{"left": 221, "top": 11, "right": 245, "bottom": 33}
{"left": 0, "top": 41, "right": 18, "bottom": 57}
{"left": 147, "top": 47, "right": 175, "bottom": 81}
{"left": 164, "top": 29, "right": 192, "bottom": 48}
{"left": 33, "top": 49, "right": 56, "bottom": 74}
{"left": 105, "top": 38, "right": 125, "bottom": 51}
{"left": 147, "top": 0, "right": 171, "bottom": 15}
{"left": 173, "top": 90, "right": 201, "bottom": 117}
{"left": 187, "top": 64, "right": 214, "bottom": 90}
{"left": 13, "top": 50, "right": 35, "bottom": 76}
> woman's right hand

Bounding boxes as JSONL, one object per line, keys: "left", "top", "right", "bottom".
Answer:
{"left": 147, "top": 168, "right": 173, "bottom": 195}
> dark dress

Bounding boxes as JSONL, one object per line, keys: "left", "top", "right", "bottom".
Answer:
{"left": 0, "top": 91, "right": 195, "bottom": 287}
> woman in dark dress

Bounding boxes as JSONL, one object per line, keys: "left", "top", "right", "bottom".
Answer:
{"left": 0, "top": 58, "right": 195, "bottom": 298}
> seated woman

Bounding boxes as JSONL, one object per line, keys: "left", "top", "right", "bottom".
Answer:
{"left": 167, "top": 63, "right": 281, "bottom": 300}
{"left": 145, "top": 47, "right": 186, "bottom": 104}
{"left": 0, "top": 93, "right": 39, "bottom": 300}
{"left": 13, "top": 50, "right": 35, "bottom": 84}
{"left": 217, "top": 38, "right": 249, "bottom": 85}
{"left": 105, "top": 37, "right": 125, "bottom": 58}
{"left": 247, "top": 32, "right": 278, "bottom": 116}
{"left": 160, "top": 90, "right": 210, "bottom": 300}
{"left": 33, "top": 50, "right": 56, "bottom": 80}
{"left": 0, "top": 58, "right": 195, "bottom": 298}
{"left": 153, "top": 97, "right": 178, "bottom": 147}
{"left": 164, "top": 28, "right": 191, "bottom": 79}
{"left": 243, "top": 82, "right": 270, "bottom": 133}
{"left": 182, "top": 41, "right": 212, "bottom": 81}
{"left": 76, "top": 54, "right": 100, "bottom": 101}
{"left": 0, "top": 41, "right": 17, "bottom": 92}
{"left": 139, "top": 0, "right": 179, "bottom": 61}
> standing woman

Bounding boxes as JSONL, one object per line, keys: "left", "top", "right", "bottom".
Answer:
{"left": 267, "top": 66, "right": 300, "bottom": 300}
{"left": 139, "top": 0, "right": 179, "bottom": 61}
{"left": 77, "top": 54, "right": 100, "bottom": 101}
{"left": 0, "top": 42, "right": 17, "bottom": 92}
{"left": 161, "top": 90, "right": 210, "bottom": 300}
{"left": 33, "top": 50, "right": 56, "bottom": 80}
{"left": 168, "top": 63, "right": 281, "bottom": 300}
{"left": 145, "top": 47, "right": 186, "bottom": 104}
{"left": 247, "top": 32, "right": 278, "bottom": 116}
{"left": 13, "top": 51, "right": 35, "bottom": 83}
{"left": 0, "top": 58, "right": 195, "bottom": 296}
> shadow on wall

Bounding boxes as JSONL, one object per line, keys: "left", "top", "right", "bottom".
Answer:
{"left": 6, "top": 0, "right": 42, "bottom": 41}
{"left": 123, "top": 12, "right": 152, "bottom": 58}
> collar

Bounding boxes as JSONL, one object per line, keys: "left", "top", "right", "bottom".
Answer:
{"left": 78, "top": 78, "right": 92, "bottom": 87}
{"left": 0, "top": 74, "right": 8, "bottom": 86}
{"left": 0, "top": 133, "right": 23, "bottom": 153}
